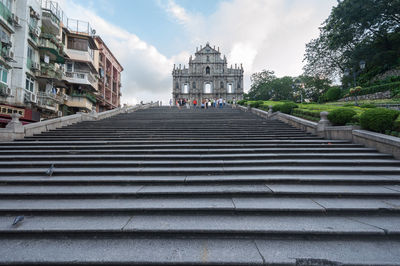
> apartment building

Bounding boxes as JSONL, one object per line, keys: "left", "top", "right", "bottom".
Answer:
{"left": 36, "top": 0, "right": 65, "bottom": 119}
{"left": 0, "top": 0, "right": 42, "bottom": 126}
{"left": 61, "top": 19, "right": 98, "bottom": 115}
{"left": 95, "top": 36, "right": 123, "bottom": 112}
{"left": 0, "top": 0, "right": 122, "bottom": 127}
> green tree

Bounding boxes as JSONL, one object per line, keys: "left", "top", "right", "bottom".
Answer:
{"left": 303, "top": 0, "right": 400, "bottom": 84}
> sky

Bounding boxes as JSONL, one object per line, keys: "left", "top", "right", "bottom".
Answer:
{"left": 56, "top": 0, "right": 337, "bottom": 105}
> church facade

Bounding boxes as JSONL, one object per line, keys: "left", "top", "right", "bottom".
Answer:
{"left": 172, "top": 43, "right": 244, "bottom": 103}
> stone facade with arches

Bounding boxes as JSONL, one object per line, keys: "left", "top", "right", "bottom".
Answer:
{"left": 172, "top": 43, "right": 244, "bottom": 104}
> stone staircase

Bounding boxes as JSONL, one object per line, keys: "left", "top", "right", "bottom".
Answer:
{"left": 0, "top": 106, "right": 399, "bottom": 265}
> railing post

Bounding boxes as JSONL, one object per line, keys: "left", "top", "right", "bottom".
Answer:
{"left": 317, "top": 111, "right": 331, "bottom": 137}
{"left": 267, "top": 105, "right": 273, "bottom": 119}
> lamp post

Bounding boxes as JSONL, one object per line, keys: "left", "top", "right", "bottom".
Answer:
{"left": 344, "top": 60, "right": 366, "bottom": 106}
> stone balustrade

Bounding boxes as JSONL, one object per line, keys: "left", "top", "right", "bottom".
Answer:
{"left": 0, "top": 102, "right": 159, "bottom": 141}
{"left": 235, "top": 104, "right": 400, "bottom": 159}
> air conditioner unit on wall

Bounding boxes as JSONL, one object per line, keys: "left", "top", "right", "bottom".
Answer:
{"left": 6, "top": 87, "right": 11, "bottom": 95}
{"left": 32, "top": 62, "right": 40, "bottom": 71}
{"left": 31, "top": 93, "right": 37, "bottom": 103}
{"left": 57, "top": 111, "right": 62, "bottom": 116}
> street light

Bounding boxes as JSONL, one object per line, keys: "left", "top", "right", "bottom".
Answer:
{"left": 344, "top": 60, "right": 366, "bottom": 106}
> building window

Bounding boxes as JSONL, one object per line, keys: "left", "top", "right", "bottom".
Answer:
{"left": 206, "top": 66, "right": 210, "bottom": 74}
{"left": 0, "top": 65, "right": 8, "bottom": 84}
{"left": 204, "top": 83, "right": 212, "bottom": 94}
{"left": 25, "top": 76, "right": 35, "bottom": 92}
{"left": 192, "top": 82, "right": 196, "bottom": 89}
{"left": 227, "top": 83, "right": 233, "bottom": 93}
{"left": 207, "top": 55, "right": 209, "bottom": 62}
{"left": 182, "top": 83, "right": 189, "bottom": 94}
{"left": 67, "top": 37, "right": 88, "bottom": 51}
{"left": 27, "top": 46, "right": 33, "bottom": 60}
{"left": 66, "top": 62, "right": 73, "bottom": 72}
{"left": 220, "top": 81, "right": 224, "bottom": 89}
{"left": 175, "top": 82, "right": 179, "bottom": 89}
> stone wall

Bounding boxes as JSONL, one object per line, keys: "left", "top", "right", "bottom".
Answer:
{"left": 339, "top": 90, "right": 391, "bottom": 102}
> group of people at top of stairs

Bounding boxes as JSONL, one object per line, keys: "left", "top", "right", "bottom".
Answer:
{"left": 170, "top": 98, "right": 235, "bottom": 110}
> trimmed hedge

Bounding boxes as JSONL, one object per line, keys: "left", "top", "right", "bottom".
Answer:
{"left": 237, "top": 100, "right": 247, "bottom": 106}
{"left": 394, "top": 116, "right": 400, "bottom": 132}
{"left": 327, "top": 108, "right": 357, "bottom": 126}
{"left": 360, "top": 103, "right": 377, "bottom": 108}
{"left": 356, "top": 81, "right": 400, "bottom": 97}
{"left": 272, "top": 102, "right": 298, "bottom": 114}
{"left": 360, "top": 108, "right": 400, "bottom": 133}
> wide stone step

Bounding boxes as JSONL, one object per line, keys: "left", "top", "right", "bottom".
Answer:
{"left": 1, "top": 214, "right": 398, "bottom": 235}
{"left": 0, "top": 139, "right": 350, "bottom": 147}
{"left": 0, "top": 184, "right": 398, "bottom": 197}
{"left": 0, "top": 159, "right": 398, "bottom": 168}
{"left": 1, "top": 166, "right": 400, "bottom": 176}
{"left": 1, "top": 237, "right": 399, "bottom": 265}
{"left": 0, "top": 143, "right": 364, "bottom": 150}
{"left": 1, "top": 174, "right": 398, "bottom": 184}
{"left": 0, "top": 196, "right": 399, "bottom": 212}
{"left": 1, "top": 152, "right": 392, "bottom": 161}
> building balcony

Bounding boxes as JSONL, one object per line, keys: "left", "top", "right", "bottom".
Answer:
{"left": 41, "top": 10, "right": 60, "bottom": 36}
{"left": 37, "top": 97, "right": 58, "bottom": 112}
{"left": 38, "top": 63, "right": 63, "bottom": 80}
{"left": 0, "top": 1, "right": 13, "bottom": 29}
{"left": 64, "top": 71, "right": 97, "bottom": 89}
{"left": 65, "top": 94, "right": 95, "bottom": 111}
{"left": 37, "top": 91, "right": 64, "bottom": 104}
{"left": 39, "top": 35, "right": 64, "bottom": 63}
{"left": 65, "top": 48, "right": 94, "bottom": 65}
{"left": 28, "top": 25, "right": 40, "bottom": 43}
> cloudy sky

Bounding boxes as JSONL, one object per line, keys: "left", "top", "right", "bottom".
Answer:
{"left": 57, "top": 0, "right": 337, "bottom": 105}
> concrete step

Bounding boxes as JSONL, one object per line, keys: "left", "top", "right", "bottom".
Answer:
{"left": 1, "top": 159, "right": 398, "bottom": 168}
{"left": 0, "top": 174, "right": 398, "bottom": 184}
{"left": 1, "top": 166, "right": 400, "bottom": 176}
{"left": 1, "top": 237, "right": 399, "bottom": 265}
{"left": 1, "top": 152, "right": 392, "bottom": 161}
{"left": 0, "top": 184, "right": 398, "bottom": 197}
{"left": 0, "top": 196, "right": 399, "bottom": 212}
{"left": 1, "top": 214, "right": 398, "bottom": 235}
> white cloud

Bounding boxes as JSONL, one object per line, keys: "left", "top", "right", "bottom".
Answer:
{"left": 57, "top": 0, "right": 174, "bottom": 105}
{"left": 163, "top": 0, "right": 336, "bottom": 90}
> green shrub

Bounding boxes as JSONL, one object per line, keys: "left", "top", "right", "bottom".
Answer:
{"left": 325, "top": 87, "right": 342, "bottom": 102}
{"left": 248, "top": 100, "right": 264, "bottom": 108}
{"left": 391, "top": 131, "right": 399, "bottom": 137}
{"left": 351, "top": 113, "right": 361, "bottom": 124}
{"left": 237, "top": 100, "right": 247, "bottom": 106}
{"left": 342, "top": 103, "right": 355, "bottom": 107}
{"left": 327, "top": 108, "right": 357, "bottom": 126}
{"left": 272, "top": 104, "right": 282, "bottom": 112}
{"left": 279, "top": 102, "right": 298, "bottom": 114}
{"left": 357, "top": 81, "right": 400, "bottom": 97}
{"left": 360, "top": 103, "right": 377, "bottom": 108}
{"left": 360, "top": 108, "right": 400, "bottom": 133}
{"left": 394, "top": 116, "right": 400, "bottom": 131}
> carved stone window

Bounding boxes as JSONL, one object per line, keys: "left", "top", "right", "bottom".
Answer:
{"left": 206, "top": 66, "right": 210, "bottom": 75}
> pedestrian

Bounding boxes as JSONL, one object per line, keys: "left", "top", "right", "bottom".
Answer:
{"left": 186, "top": 99, "right": 190, "bottom": 109}
{"left": 169, "top": 99, "right": 172, "bottom": 108}
{"left": 219, "top": 97, "right": 223, "bottom": 108}
{"left": 193, "top": 99, "right": 197, "bottom": 108}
